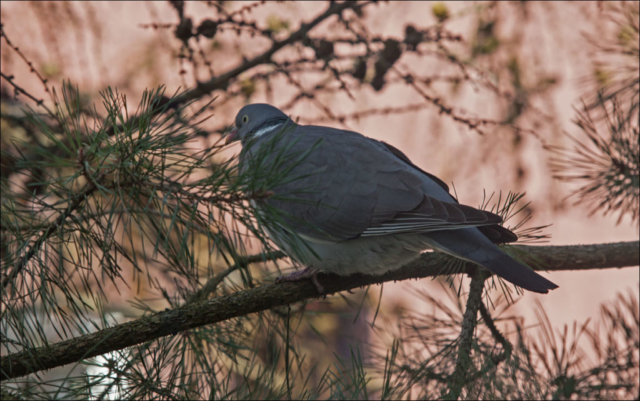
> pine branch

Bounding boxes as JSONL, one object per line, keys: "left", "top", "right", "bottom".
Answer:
{"left": 1, "top": 241, "right": 638, "bottom": 382}
{"left": 445, "top": 269, "right": 486, "bottom": 400}
{"left": 187, "top": 250, "right": 285, "bottom": 303}
{"left": 1, "top": 181, "right": 98, "bottom": 290}
{"left": 469, "top": 301, "right": 513, "bottom": 382}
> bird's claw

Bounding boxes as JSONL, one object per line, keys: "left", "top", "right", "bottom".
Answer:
{"left": 276, "top": 266, "right": 325, "bottom": 294}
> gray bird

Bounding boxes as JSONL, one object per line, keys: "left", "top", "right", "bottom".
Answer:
{"left": 226, "top": 103, "right": 558, "bottom": 294}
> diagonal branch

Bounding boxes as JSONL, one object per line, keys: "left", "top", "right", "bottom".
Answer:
{"left": 168, "top": 1, "right": 368, "bottom": 107}
{"left": 1, "top": 241, "right": 638, "bottom": 381}
{"left": 0, "top": 72, "right": 53, "bottom": 115}
{"left": 188, "top": 250, "right": 285, "bottom": 303}
{"left": 2, "top": 182, "right": 98, "bottom": 290}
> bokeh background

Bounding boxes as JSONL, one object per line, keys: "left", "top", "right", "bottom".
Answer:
{"left": 1, "top": 1, "right": 638, "bottom": 398}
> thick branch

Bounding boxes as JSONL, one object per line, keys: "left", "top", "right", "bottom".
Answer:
{"left": 509, "top": 241, "right": 639, "bottom": 272}
{"left": 1, "top": 241, "right": 638, "bottom": 381}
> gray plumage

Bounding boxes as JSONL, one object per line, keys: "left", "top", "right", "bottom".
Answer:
{"left": 226, "top": 103, "right": 558, "bottom": 294}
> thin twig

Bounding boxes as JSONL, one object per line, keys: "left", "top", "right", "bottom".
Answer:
{"left": 2, "top": 182, "right": 98, "bottom": 290}
{"left": 187, "top": 250, "right": 285, "bottom": 303}
{"left": 169, "top": 1, "right": 369, "bottom": 107}
{"left": 103, "top": 1, "right": 372, "bottom": 138}
{"left": 0, "top": 72, "right": 53, "bottom": 115}
{"left": 0, "top": 24, "right": 53, "bottom": 112}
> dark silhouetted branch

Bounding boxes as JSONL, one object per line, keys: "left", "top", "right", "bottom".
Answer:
{"left": 1, "top": 241, "right": 637, "bottom": 381}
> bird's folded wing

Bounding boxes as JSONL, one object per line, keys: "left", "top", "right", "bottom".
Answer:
{"left": 381, "top": 140, "right": 517, "bottom": 243}
{"left": 361, "top": 193, "right": 502, "bottom": 236}
{"left": 260, "top": 126, "right": 504, "bottom": 242}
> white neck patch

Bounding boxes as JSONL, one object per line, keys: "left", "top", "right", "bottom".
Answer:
{"left": 253, "top": 121, "right": 284, "bottom": 139}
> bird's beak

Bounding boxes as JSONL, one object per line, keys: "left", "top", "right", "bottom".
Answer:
{"left": 225, "top": 127, "right": 239, "bottom": 145}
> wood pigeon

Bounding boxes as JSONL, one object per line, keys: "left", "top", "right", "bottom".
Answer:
{"left": 225, "top": 103, "right": 558, "bottom": 294}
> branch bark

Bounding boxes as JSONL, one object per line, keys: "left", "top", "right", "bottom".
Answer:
{"left": 445, "top": 269, "right": 486, "bottom": 400}
{"left": 1, "top": 241, "right": 638, "bottom": 381}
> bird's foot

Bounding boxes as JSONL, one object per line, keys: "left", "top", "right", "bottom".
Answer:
{"left": 276, "top": 266, "right": 324, "bottom": 294}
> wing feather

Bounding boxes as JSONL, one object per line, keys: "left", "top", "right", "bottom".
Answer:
{"left": 249, "top": 124, "right": 511, "bottom": 242}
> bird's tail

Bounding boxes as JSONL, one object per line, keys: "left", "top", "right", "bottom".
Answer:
{"left": 424, "top": 228, "right": 558, "bottom": 294}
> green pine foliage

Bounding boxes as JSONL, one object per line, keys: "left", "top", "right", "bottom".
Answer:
{"left": 1, "top": 2, "right": 638, "bottom": 400}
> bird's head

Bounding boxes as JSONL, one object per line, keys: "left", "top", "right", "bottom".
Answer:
{"left": 225, "top": 103, "right": 291, "bottom": 145}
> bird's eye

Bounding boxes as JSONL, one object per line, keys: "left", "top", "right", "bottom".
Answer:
{"left": 242, "top": 115, "right": 249, "bottom": 124}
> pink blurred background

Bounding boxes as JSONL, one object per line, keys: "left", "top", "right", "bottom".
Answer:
{"left": 1, "top": 0, "right": 637, "bottom": 345}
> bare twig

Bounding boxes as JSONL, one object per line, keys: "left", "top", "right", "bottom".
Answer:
{"left": 169, "top": 1, "right": 369, "bottom": 107}
{"left": 188, "top": 250, "right": 285, "bottom": 303}
{"left": 0, "top": 72, "right": 53, "bottom": 115}
{"left": 0, "top": 24, "right": 52, "bottom": 106}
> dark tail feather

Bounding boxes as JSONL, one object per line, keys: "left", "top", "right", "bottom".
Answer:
{"left": 477, "top": 250, "right": 558, "bottom": 294}
{"left": 425, "top": 229, "right": 559, "bottom": 294}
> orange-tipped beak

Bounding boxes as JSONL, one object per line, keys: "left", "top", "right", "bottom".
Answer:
{"left": 225, "top": 127, "right": 239, "bottom": 145}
